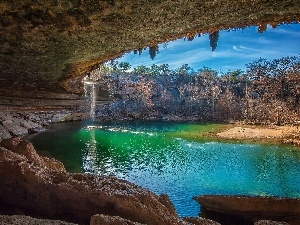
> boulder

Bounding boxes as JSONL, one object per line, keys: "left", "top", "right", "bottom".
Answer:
{"left": 0, "top": 215, "right": 78, "bottom": 225}
{"left": 69, "top": 112, "right": 89, "bottom": 121}
{"left": 183, "top": 217, "right": 221, "bottom": 225}
{"left": 90, "top": 214, "right": 144, "bottom": 225}
{"left": 0, "top": 136, "right": 22, "bottom": 149}
{"left": 51, "top": 112, "right": 88, "bottom": 122}
{"left": 0, "top": 124, "right": 12, "bottom": 140}
{"left": 0, "top": 112, "right": 13, "bottom": 121}
{"left": 254, "top": 220, "right": 290, "bottom": 225}
{"left": 0, "top": 138, "right": 186, "bottom": 225}
{"left": 51, "top": 113, "right": 69, "bottom": 123}
{"left": 2, "top": 119, "right": 28, "bottom": 136}
{"left": 194, "top": 195, "right": 300, "bottom": 225}
{"left": 18, "top": 119, "right": 43, "bottom": 133}
{"left": 0, "top": 137, "right": 65, "bottom": 172}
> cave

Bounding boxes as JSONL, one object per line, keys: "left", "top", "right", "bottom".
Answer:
{"left": 1, "top": 1, "right": 300, "bottom": 225}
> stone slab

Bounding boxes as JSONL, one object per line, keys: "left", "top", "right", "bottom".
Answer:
{"left": 0, "top": 124, "right": 12, "bottom": 140}
{"left": 2, "top": 120, "right": 28, "bottom": 136}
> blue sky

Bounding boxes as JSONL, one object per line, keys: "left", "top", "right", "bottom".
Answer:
{"left": 118, "top": 23, "right": 300, "bottom": 72}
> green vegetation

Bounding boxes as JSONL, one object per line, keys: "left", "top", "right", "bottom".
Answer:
{"left": 94, "top": 56, "right": 300, "bottom": 126}
{"left": 165, "top": 123, "right": 232, "bottom": 142}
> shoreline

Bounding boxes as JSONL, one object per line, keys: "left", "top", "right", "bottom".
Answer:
{"left": 214, "top": 124, "right": 300, "bottom": 147}
{"left": 1, "top": 109, "right": 300, "bottom": 147}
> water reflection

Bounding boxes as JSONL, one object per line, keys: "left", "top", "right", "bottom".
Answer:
{"left": 82, "top": 128, "right": 98, "bottom": 174}
{"left": 24, "top": 121, "right": 300, "bottom": 217}
{"left": 77, "top": 122, "right": 300, "bottom": 217}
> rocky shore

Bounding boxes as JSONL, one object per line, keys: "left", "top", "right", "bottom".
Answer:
{"left": 0, "top": 110, "right": 88, "bottom": 141}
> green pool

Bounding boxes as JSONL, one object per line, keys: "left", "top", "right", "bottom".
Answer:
{"left": 26, "top": 121, "right": 300, "bottom": 217}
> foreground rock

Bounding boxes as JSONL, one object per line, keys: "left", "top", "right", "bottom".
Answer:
{"left": 0, "top": 137, "right": 178, "bottom": 224}
{"left": 182, "top": 217, "right": 221, "bottom": 225}
{"left": 0, "top": 137, "right": 219, "bottom": 225}
{"left": 194, "top": 195, "right": 300, "bottom": 225}
{"left": 90, "top": 214, "right": 144, "bottom": 225}
{"left": 254, "top": 220, "right": 290, "bottom": 225}
{"left": 0, "top": 215, "right": 78, "bottom": 225}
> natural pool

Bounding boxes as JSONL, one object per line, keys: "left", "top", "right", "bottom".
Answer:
{"left": 26, "top": 121, "right": 300, "bottom": 217}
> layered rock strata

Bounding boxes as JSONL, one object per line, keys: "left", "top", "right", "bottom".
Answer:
{"left": 0, "top": 110, "right": 88, "bottom": 141}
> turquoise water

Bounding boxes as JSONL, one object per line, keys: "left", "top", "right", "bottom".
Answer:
{"left": 26, "top": 121, "right": 300, "bottom": 217}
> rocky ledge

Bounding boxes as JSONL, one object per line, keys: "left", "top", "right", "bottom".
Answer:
{"left": 194, "top": 195, "right": 300, "bottom": 225}
{"left": 0, "top": 110, "right": 88, "bottom": 141}
{"left": 0, "top": 136, "right": 222, "bottom": 225}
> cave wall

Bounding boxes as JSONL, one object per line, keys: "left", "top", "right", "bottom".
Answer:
{"left": 0, "top": 0, "right": 300, "bottom": 94}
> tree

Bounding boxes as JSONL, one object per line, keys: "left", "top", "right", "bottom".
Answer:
{"left": 97, "top": 56, "right": 300, "bottom": 124}
{"left": 150, "top": 64, "right": 160, "bottom": 76}
{"left": 175, "top": 64, "right": 193, "bottom": 76}
{"left": 107, "top": 60, "right": 119, "bottom": 72}
{"left": 118, "top": 62, "right": 131, "bottom": 72}
{"left": 133, "top": 65, "right": 151, "bottom": 75}
{"left": 159, "top": 64, "right": 170, "bottom": 75}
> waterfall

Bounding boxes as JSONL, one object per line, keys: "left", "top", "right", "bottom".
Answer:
{"left": 83, "top": 76, "right": 99, "bottom": 121}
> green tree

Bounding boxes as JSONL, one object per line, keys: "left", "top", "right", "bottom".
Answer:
{"left": 176, "top": 64, "right": 193, "bottom": 75}
{"left": 150, "top": 64, "right": 160, "bottom": 75}
{"left": 133, "top": 65, "right": 151, "bottom": 75}
{"left": 118, "top": 62, "right": 131, "bottom": 72}
{"left": 159, "top": 64, "right": 170, "bottom": 75}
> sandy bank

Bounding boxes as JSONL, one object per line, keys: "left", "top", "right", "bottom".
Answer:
{"left": 216, "top": 125, "right": 300, "bottom": 146}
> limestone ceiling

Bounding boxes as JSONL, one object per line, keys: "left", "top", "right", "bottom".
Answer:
{"left": 0, "top": 0, "right": 300, "bottom": 94}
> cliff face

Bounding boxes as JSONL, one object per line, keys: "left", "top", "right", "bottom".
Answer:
{"left": 0, "top": 0, "right": 300, "bottom": 94}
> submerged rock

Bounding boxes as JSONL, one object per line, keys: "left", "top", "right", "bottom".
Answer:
{"left": 0, "top": 137, "right": 186, "bottom": 225}
{"left": 194, "top": 195, "right": 300, "bottom": 225}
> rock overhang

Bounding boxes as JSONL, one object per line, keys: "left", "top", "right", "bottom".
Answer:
{"left": 0, "top": 0, "right": 300, "bottom": 94}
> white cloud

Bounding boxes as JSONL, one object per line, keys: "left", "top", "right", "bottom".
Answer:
{"left": 232, "top": 45, "right": 248, "bottom": 52}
